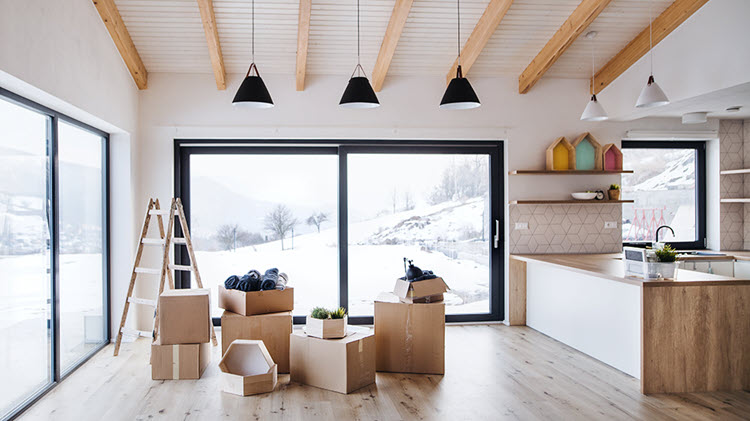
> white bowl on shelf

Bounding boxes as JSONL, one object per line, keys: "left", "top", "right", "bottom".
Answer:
{"left": 571, "top": 192, "right": 597, "bottom": 200}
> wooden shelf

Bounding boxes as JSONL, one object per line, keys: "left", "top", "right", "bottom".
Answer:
{"left": 510, "top": 200, "right": 634, "bottom": 205}
{"left": 720, "top": 169, "right": 750, "bottom": 175}
{"left": 720, "top": 198, "right": 750, "bottom": 203}
{"left": 509, "top": 169, "right": 633, "bottom": 175}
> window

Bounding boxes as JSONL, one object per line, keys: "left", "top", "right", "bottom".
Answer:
{"left": 175, "top": 141, "right": 503, "bottom": 324}
{"left": 621, "top": 141, "right": 706, "bottom": 249}
{"left": 0, "top": 89, "right": 109, "bottom": 420}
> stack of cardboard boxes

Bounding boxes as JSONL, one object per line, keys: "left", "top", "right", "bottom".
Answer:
{"left": 218, "top": 285, "right": 294, "bottom": 374}
{"left": 374, "top": 277, "right": 449, "bottom": 375}
{"left": 151, "top": 289, "right": 213, "bottom": 380}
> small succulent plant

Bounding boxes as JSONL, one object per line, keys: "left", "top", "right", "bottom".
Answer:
{"left": 329, "top": 307, "right": 347, "bottom": 319}
{"left": 310, "top": 307, "right": 330, "bottom": 320}
{"left": 655, "top": 244, "right": 677, "bottom": 263}
{"left": 609, "top": 184, "right": 620, "bottom": 190}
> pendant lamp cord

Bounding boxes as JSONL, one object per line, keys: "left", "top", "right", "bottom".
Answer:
{"left": 648, "top": 0, "right": 653, "bottom": 76}
{"left": 591, "top": 35, "right": 595, "bottom": 96}
{"left": 357, "top": 0, "right": 361, "bottom": 76}
{"left": 251, "top": 0, "right": 255, "bottom": 63}
{"left": 457, "top": 0, "right": 461, "bottom": 68}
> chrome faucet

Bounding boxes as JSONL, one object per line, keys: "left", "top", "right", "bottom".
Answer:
{"left": 655, "top": 225, "right": 674, "bottom": 243}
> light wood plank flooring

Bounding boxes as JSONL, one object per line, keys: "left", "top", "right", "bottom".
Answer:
{"left": 20, "top": 325, "right": 750, "bottom": 420}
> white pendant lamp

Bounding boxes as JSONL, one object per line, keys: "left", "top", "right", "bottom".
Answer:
{"left": 440, "top": 0, "right": 480, "bottom": 110}
{"left": 635, "top": 0, "right": 669, "bottom": 108}
{"left": 233, "top": 0, "right": 274, "bottom": 108}
{"left": 339, "top": 0, "right": 380, "bottom": 108}
{"left": 580, "top": 31, "right": 608, "bottom": 122}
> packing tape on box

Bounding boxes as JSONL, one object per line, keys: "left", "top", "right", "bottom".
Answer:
{"left": 172, "top": 345, "right": 180, "bottom": 379}
{"left": 404, "top": 305, "right": 413, "bottom": 368}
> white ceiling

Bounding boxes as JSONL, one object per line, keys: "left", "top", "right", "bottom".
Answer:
{"left": 116, "top": 0, "right": 672, "bottom": 80}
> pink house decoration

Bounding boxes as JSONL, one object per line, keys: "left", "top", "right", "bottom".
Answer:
{"left": 602, "top": 143, "right": 623, "bottom": 171}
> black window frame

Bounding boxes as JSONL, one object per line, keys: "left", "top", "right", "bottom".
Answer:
{"left": 173, "top": 139, "right": 504, "bottom": 325}
{"left": 0, "top": 87, "right": 111, "bottom": 421}
{"left": 621, "top": 140, "right": 707, "bottom": 250}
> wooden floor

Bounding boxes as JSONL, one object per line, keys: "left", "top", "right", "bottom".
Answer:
{"left": 20, "top": 325, "right": 750, "bottom": 420}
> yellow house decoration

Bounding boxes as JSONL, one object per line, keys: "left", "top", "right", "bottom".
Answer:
{"left": 545, "top": 137, "right": 576, "bottom": 170}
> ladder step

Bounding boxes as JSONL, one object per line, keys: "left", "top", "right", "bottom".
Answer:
{"left": 149, "top": 210, "right": 171, "bottom": 216}
{"left": 120, "top": 327, "right": 153, "bottom": 338}
{"left": 173, "top": 237, "right": 187, "bottom": 245}
{"left": 135, "top": 267, "right": 161, "bottom": 275}
{"left": 141, "top": 238, "right": 166, "bottom": 245}
{"left": 127, "top": 297, "right": 157, "bottom": 307}
{"left": 169, "top": 264, "right": 193, "bottom": 272}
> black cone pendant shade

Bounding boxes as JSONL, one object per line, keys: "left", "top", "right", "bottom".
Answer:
{"left": 340, "top": 65, "right": 379, "bottom": 108}
{"left": 233, "top": 63, "right": 274, "bottom": 109}
{"left": 440, "top": 65, "right": 480, "bottom": 110}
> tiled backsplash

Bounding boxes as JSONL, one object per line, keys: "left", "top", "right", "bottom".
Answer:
{"left": 719, "top": 119, "right": 747, "bottom": 250}
{"left": 509, "top": 204, "right": 622, "bottom": 254}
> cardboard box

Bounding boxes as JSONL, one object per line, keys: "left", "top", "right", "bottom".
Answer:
{"left": 218, "top": 285, "right": 294, "bottom": 316}
{"left": 304, "top": 315, "right": 348, "bottom": 339}
{"left": 158, "top": 288, "right": 211, "bottom": 345}
{"left": 219, "top": 340, "right": 278, "bottom": 396}
{"left": 150, "top": 339, "right": 211, "bottom": 380}
{"left": 290, "top": 330, "right": 375, "bottom": 394}
{"left": 393, "top": 277, "right": 449, "bottom": 304}
{"left": 221, "top": 310, "right": 292, "bottom": 373}
{"left": 374, "top": 293, "right": 445, "bottom": 374}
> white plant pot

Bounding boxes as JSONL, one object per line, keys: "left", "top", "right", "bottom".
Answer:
{"left": 647, "top": 262, "right": 678, "bottom": 279}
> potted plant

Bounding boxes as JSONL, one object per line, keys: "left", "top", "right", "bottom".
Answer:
{"left": 305, "top": 306, "right": 348, "bottom": 339}
{"left": 608, "top": 184, "right": 621, "bottom": 201}
{"left": 650, "top": 244, "right": 678, "bottom": 279}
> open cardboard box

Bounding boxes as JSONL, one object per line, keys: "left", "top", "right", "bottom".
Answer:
{"left": 221, "top": 310, "right": 293, "bottom": 373}
{"left": 304, "top": 315, "right": 348, "bottom": 339}
{"left": 393, "top": 277, "right": 449, "bottom": 304}
{"left": 158, "top": 288, "right": 211, "bottom": 345}
{"left": 218, "top": 285, "right": 294, "bottom": 316}
{"left": 150, "top": 337, "right": 211, "bottom": 380}
{"left": 219, "top": 339, "right": 278, "bottom": 396}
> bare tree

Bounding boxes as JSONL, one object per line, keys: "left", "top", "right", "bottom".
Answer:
{"left": 306, "top": 211, "right": 329, "bottom": 233}
{"left": 403, "top": 191, "right": 415, "bottom": 211}
{"left": 216, "top": 224, "right": 241, "bottom": 251}
{"left": 264, "top": 205, "right": 298, "bottom": 250}
{"left": 391, "top": 187, "right": 398, "bottom": 214}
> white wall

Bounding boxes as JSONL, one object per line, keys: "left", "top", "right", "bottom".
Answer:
{"left": 0, "top": 0, "right": 139, "bottom": 336}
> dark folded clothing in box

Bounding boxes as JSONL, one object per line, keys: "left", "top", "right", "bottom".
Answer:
{"left": 399, "top": 270, "right": 438, "bottom": 283}
{"left": 226, "top": 268, "right": 288, "bottom": 292}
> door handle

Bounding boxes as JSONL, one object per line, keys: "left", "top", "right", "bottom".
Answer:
{"left": 493, "top": 220, "right": 499, "bottom": 249}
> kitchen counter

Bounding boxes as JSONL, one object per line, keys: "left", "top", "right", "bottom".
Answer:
{"left": 511, "top": 253, "right": 750, "bottom": 286}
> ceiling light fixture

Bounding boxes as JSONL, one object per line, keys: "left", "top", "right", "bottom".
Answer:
{"left": 580, "top": 31, "right": 608, "bottom": 121}
{"left": 635, "top": 0, "right": 669, "bottom": 108}
{"left": 682, "top": 112, "right": 708, "bottom": 124}
{"left": 233, "top": 0, "right": 274, "bottom": 108}
{"left": 440, "top": 0, "right": 480, "bottom": 110}
{"left": 339, "top": 0, "right": 380, "bottom": 108}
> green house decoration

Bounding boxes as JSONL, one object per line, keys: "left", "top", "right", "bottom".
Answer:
{"left": 602, "top": 143, "right": 623, "bottom": 171}
{"left": 572, "top": 132, "right": 603, "bottom": 171}
{"left": 545, "top": 137, "right": 576, "bottom": 171}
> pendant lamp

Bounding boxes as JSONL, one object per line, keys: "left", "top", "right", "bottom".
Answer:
{"left": 580, "top": 31, "right": 608, "bottom": 121}
{"left": 340, "top": 0, "right": 379, "bottom": 108}
{"left": 440, "top": 0, "right": 480, "bottom": 110}
{"left": 233, "top": 0, "right": 274, "bottom": 108}
{"left": 635, "top": 0, "right": 669, "bottom": 108}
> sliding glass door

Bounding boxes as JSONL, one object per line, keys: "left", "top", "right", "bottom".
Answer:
{"left": 176, "top": 141, "right": 503, "bottom": 324}
{"left": 0, "top": 89, "right": 109, "bottom": 420}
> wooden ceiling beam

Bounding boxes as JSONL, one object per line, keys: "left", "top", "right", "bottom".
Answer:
{"left": 296, "top": 0, "right": 312, "bottom": 91}
{"left": 518, "top": 0, "right": 613, "bottom": 94}
{"left": 591, "top": 0, "right": 709, "bottom": 94}
{"left": 93, "top": 0, "right": 148, "bottom": 90}
{"left": 197, "top": 0, "right": 226, "bottom": 90}
{"left": 445, "top": 0, "right": 514, "bottom": 85}
{"left": 372, "top": 0, "right": 414, "bottom": 92}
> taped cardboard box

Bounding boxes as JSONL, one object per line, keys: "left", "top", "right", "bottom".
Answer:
{"left": 393, "top": 277, "right": 449, "bottom": 304}
{"left": 158, "top": 288, "right": 211, "bottom": 345}
{"left": 374, "top": 293, "right": 445, "bottom": 374}
{"left": 218, "top": 285, "right": 294, "bottom": 316}
{"left": 290, "top": 330, "right": 375, "bottom": 394}
{"left": 221, "top": 310, "right": 292, "bottom": 373}
{"left": 151, "top": 338, "right": 211, "bottom": 380}
{"left": 220, "top": 339, "right": 278, "bottom": 396}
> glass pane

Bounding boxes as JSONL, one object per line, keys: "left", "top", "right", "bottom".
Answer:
{"left": 58, "top": 121, "right": 106, "bottom": 373}
{"left": 622, "top": 148, "right": 697, "bottom": 242}
{"left": 0, "top": 97, "right": 52, "bottom": 418}
{"left": 347, "top": 154, "right": 491, "bottom": 316}
{"left": 189, "top": 154, "right": 338, "bottom": 317}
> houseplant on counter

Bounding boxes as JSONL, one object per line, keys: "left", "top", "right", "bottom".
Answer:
{"left": 305, "top": 306, "right": 348, "bottom": 339}
{"left": 650, "top": 244, "right": 678, "bottom": 279}
{"left": 608, "top": 184, "right": 621, "bottom": 200}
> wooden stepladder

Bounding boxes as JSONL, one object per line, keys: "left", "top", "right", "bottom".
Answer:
{"left": 114, "top": 198, "right": 217, "bottom": 356}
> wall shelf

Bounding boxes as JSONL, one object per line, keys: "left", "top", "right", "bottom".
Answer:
{"left": 509, "top": 170, "right": 633, "bottom": 175}
{"left": 720, "top": 169, "right": 750, "bottom": 175}
{"left": 510, "top": 200, "right": 634, "bottom": 205}
{"left": 720, "top": 198, "right": 750, "bottom": 203}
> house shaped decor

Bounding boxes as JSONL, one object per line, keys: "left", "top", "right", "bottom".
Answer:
{"left": 219, "top": 339, "right": 278, "bottom": 396}
{"left": 602, "top": 143, "right": 623, "bottom": 171}
{"left": 572, "top": 133, "right": 603, "bottom": 170}
{"left": 545, "top": 137, "right": 576, "bottom": 171}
